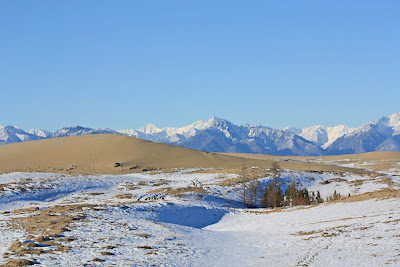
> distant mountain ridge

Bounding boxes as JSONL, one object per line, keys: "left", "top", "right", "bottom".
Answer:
{"left": 283, "top": 124, "right": 356, "bottom": 148}
{"left": 1, "top": 112, "right": 400, "bottom": 156}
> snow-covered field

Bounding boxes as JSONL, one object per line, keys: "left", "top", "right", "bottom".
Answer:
{"left": 0, "top": 166, "right": 399, "bottom": 266}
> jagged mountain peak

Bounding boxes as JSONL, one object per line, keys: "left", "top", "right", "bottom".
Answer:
{"left": 284, "top": 122, "right": 357, "bottom": 148}
{"left": 326, "top": 112, "right": 400, "bottom": 154}
{"left": 388, "top": 112, "right": 400, "bottom": 129}
{"left": 50, "top": 126, "right": 115, "bottom": 138}
{"left": 283, "top": 126, "right": 301, "bottom": 135}
{"left": 137, "top": 123, "right": 160, "bottom": 134}
{"left": 207, "top": 116, "right": 225, "bottom": 122}
{"left": 202, "top": 116, "right": 231, "bottom": 127}
{"left": 28, "top": 128, "right": 51, "bottom": 138}
{"left": 0, "top": 125, "right": 42, "bottom": 144}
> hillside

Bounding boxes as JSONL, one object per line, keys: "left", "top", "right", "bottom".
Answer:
{"left": 0, "top": 134, "right": 356, "bottom": 175}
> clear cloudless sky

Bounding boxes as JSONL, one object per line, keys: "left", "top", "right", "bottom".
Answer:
{"left": 1, "top": 1, "right": 399, "bottom": 131}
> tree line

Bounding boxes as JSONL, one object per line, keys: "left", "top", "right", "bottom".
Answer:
{"left": 239, "top": 162, "right": 326, "bottom": 209}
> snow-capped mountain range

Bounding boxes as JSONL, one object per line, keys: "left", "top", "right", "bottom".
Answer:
{"left": 1, "top": 112, "right": 400, "bottom": 156}
{"left": 283, "top": 125, "right": 356, "bottom": 148}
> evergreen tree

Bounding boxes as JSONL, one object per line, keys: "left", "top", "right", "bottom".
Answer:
{"left": 262, "top": 182, "right": 284, "bottom": 208}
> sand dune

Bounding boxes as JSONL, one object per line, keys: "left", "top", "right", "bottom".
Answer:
{"left": 225, "top": 151, "right": 400, "bottom": 172}
{"left": 225, "top": 151, "right": 400, "bottom": 161}
{"left": 0, "top": 134, "right": 358, "bottom": 175}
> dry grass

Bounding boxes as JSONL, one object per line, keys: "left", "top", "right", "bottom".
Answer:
{"left": 135, "top": 233, "right": 150, "bottom": 238}
{"left": 297, "top": 230, "right": 323, "bottom": 236}
{"left": 91, "top": 258, "right": 105, "bottom": 262}
{"left": 86, "top": 192, "right": 104, "bottom": 196}
{"left": 2, "top": 258, "right": 36, "bottom": 266}
{"left": 357, "top": 226, "right": 372, "bottom": 230}
{"left": 150, "top": 179, "right": 169, "bottom": 186}
{"left": 382, "top": 219, "right": 400, "bottom": 224}
{"left": 319, "top": 177, "right": 347, "bottom": 185}
{"left": 339, "top": 189, "right": 400, "bottom": 202}
{"left": 348, "top": 179, "right": 368, "bottom": 186}
{"left": 217, "top": 167, "right": 267, "bottom": 186}
{"left": 115, "top": 193, "right": 134, "bottom": 199}
{"left": 100, "top": 251, "right": 115, "bottom": 256}
{"left": 4, "top": 204, "right": 98, "bottom": 260}
{"left": 152, "top": 186, "right": 209, "bottom": 195}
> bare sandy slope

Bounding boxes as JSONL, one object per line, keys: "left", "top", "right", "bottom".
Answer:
{"left": 0, "top": 134, "right": 356, "bottom": 175}
{"left": 225, "top": 151, "right": 400, "bottom": 171}
{"left": 225, "top": 151, "right": 400, "bottom": 161}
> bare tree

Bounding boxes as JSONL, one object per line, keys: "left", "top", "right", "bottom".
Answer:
{"left": 262, "top": 161, "right": 284, "bottom": 208}
{"left": 239, "top": 166, "right": 262, "bottom": 207}
{"left": 247, "top": 179, "right": 262, "bottom": 207}
{"left": 239, "top": 166, "right": 250, "bottom": 206}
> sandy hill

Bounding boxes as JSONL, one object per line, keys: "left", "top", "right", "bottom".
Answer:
{"left": 225, "top": 151, "right": 400, "bottom": 161}
{"left": 225, "top": 151, "right": 400, "bottom": 172}
{"left": 0, "top": 134, "right": 357, "bottom": 175}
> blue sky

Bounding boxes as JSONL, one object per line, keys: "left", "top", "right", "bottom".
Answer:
{"left": 1, "top": 1, "right": 399, "bottom": 131}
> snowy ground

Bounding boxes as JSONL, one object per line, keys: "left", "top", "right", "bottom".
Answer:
{"left": 0, "top": 166, "right": 399, "bottom": 266}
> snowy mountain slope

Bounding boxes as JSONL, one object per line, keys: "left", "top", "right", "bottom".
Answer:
{"left": 49, "top": 126, "right": 116, "bottom": 138}
{"left": 327, "top": 112, "right": 400, "bottom": 154}
{"left": 121, "top": 117, "right": 324, "bottom": 156}
{"left": 284, "top": 124, "right": 355, "bottom": 148}
{"left": 0, "top": 125, "right": 117, "bottom": 145}
{"left": 119, "top": 117, "right": 222, "bottom": 144}
{"left": 180, "top": 120, "right": 324, "bottom": 156}
{"left": 27, "top": 128, "right": 51, "bottom": 138}
{"left": 0, "top": 126, "right": 43, "bottom": 144}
